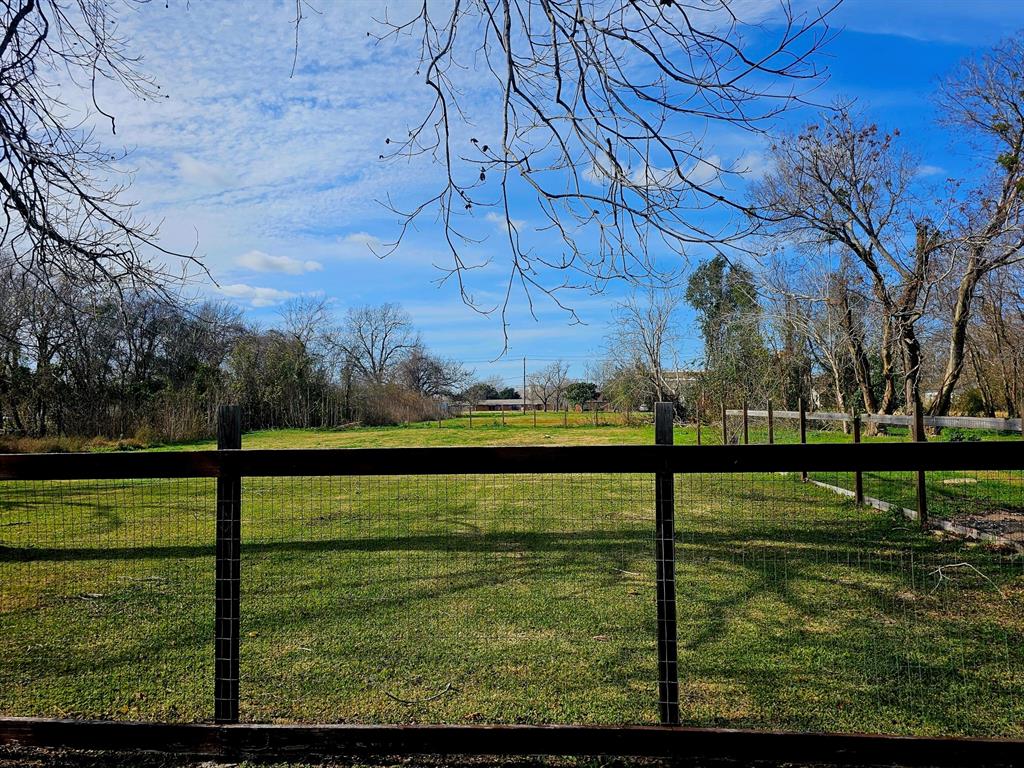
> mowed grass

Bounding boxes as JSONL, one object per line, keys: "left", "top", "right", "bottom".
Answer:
{"left": 1, "top": 419, "right": 1022, "bottom": 737}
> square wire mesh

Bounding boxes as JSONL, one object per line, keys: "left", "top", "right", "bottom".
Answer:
{"left": 238, "top": 473, "right": 657, "bottom": 724}
{"left": 0, "top": 477, "right": 215, "bottom": 721}
{"left": 676, "top": 469, "right": 1023, "bottom": 737}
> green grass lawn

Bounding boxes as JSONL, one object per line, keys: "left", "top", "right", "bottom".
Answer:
{"left": 1, "top": 420, "right": 1022, "bottom": 738}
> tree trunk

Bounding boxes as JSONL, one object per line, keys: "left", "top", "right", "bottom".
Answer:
{"left": 929, "top": 268, "right": 981, "bottom": 416}
{"left": 839, "top": 291, "right": 879, "bottom": 413}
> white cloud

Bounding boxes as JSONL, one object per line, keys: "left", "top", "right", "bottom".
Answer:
{"left": 915, "top": 164, "right": 946, "bottom": 178}
{"left": 174, "top": 153, "right": 236, "bottom": 189}
{"left": 685, "top": 155, "right": 723, "bottom": 186}
{"left": 484, "top": 211, "right": 527, "bottom": 231}
{"left": 235, "top": 249, "right": 322, "bottom": 274}
{"left": 737, "top": 151, "right": 771, "bottom": 179}
{"left": 343, "top": 232, "right": 382, "bottom": 249}
{"left": 219, "top": 283, "right": 298, "bottom": 307}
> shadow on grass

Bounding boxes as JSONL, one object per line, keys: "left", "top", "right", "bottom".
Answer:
{"left": 4, "top": 497, "right": 1022, "bottom": 736}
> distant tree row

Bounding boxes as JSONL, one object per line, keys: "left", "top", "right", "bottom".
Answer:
{"left": 0, "top": 267, "right": 473, "bottom": 440}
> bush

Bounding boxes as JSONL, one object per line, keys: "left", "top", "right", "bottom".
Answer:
{"left": 945, "top": 428, "right": 981, "bottom": 443}
{"left": 952, "top": 388, "right": 987, "bottom": 417}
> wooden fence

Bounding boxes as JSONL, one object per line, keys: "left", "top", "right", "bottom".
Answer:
{"left": 0, "top": 404, "right": 1022, "bottom": 764}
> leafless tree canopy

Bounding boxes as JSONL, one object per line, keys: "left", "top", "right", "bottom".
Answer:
{"left": 605, "top": 288, "right": 682, "bottom": 404}
{"left": 373, "top": 0, "right": 835, "bottom": 326}
{"left": 528, "top": 358, "right": 570, "bottom": 409}
{"left": 752, "top": 34, "right": 1024, "bottom": 417}
{"left": 338, "top": 302, "right": 420, "bottom": 385}
{"left": 0, "top": 0, "right": 200, "bottom": 299}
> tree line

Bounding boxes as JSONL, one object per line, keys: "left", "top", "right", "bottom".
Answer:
{"left": 594, "top": 35, "right": 1024, "bottom": 421}
{"left": 0, "top": 269, "right": 477, "bottom": 440}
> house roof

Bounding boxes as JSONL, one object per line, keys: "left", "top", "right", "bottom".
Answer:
{"left": 474, "top": 398, "right": 542, "bottom": 406}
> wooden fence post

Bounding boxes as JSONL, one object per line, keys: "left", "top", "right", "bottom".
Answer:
{"left": 501, "top": 404, "right": 505, "bottom": 426}
{"left": 721, "top": 401, "right": 728, "bottom": 445}
{"left": 564, "top": 408, "right": 567, "bottom": 428}
{"left": 215, "top": 405, "right": 241, "bottom": 723}
{"left": 852, "top": 412, "right": 864, "bottom": 506}
{"left": 654, "top": 402, "right": 679, "bottom": 725}
{"left": 767, "top": 399, "right": 774, "bottom": 445}
{"left": 799, "top": 397, "right": 808, "bottom": 482}
{"left": 742, "top": 400, "right": 749, "bottom": 445}
{"left": 914, "top": 399, "right": 928, "bottom": 528}
{"left": 594, "top": 403, "right": 599, "bottom": 427}
{"left": 533, "top": 408, "right": 537, "bottom": 427}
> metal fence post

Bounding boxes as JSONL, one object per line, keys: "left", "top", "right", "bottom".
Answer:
{"left": 721, "top": 401, "right": 727, "bottom": 445}
{"left": 799, "top": 396, "right": 808, "bottom": 482}
{"left": 914, "top": 399, "right": 928, "bottom": 528}
{"left": 215, "top": 405, "right": 241, "bottom": 723}
{"left": 654, "top": 402, "right": 680, "bottom": 725}
{"left": 742, "top": 400, "right": 749, "bottom": 445}
{"left": 852, "top": 412, "right": 864, "bottom": 506}
{"left": 767, "top": 399, "right": 774, "bottom": 445}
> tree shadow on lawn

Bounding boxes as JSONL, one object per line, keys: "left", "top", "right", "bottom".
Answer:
{"left": 3, "top": 501, "right": 1022, "bottom": 734}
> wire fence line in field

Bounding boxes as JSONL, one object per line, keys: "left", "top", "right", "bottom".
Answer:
{"left": 1, "top": 409, "right": 1022, "bottom": 742}
{"left": 718, "top": 400, "right": 1024, "bottom": 551}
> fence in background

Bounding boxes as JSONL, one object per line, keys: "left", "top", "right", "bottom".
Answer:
{"left": 1, "top": 405, "right": 1022, "bottom": 764}
{"left": 716, "top": 399, "right": 1024, "bottom": 549}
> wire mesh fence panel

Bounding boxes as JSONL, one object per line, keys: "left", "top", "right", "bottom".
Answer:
{"left": 238, "top": 473, "right": 657, "bottom": 724}
{"left": 0, "top": 477, "right": 215, "bottom": 722}
{"left": 675, "top": 470, "right": 1024, "bottom": 738}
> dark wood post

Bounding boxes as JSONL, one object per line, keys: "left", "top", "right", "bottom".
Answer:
{"left": 654, "top": 402, "right": 679, "bottom": 725}
{"left": 594, "top": 402, "right": 599, "bottom": 427}
{"left": 215, "top": 405, "right": 241, "bottom": 723}
{"left": 563, "top": 407, "right": 567, "bottom": 428}
{"left": 721, "top": 401, "right": 728, "bottom": 445}
{"left": 767, "top": 399, "right": 774, "bottom": 445}
{"left": 533, "top": 408, "right": 537, "bottom": 427}
{"left": 852, "top": 412, "right": 864, "bottom": 506}
{"left": 913, "top": 399, "right": 928, "bottom": 528}
{"left": 742, "top": 400, "right": 749, "bottom": 445}
{"left": 501, "top": 404, "right": 505, "bottom": 426}
{"left": 799, "top": 396, "right": 808, "bottom": 482}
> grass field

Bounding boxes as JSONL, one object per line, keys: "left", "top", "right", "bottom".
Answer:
{"left": 1, "top": 418, "right": 1022, "bottom": 738}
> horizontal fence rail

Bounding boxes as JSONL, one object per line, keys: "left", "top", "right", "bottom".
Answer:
{"left": 1, "top": 441, "right": 1021, "bottom": 480}
{"left": 726, "top": 409, "right": 1023, "bottom": 432}
{"left": 2, "top": 719, "right": 1023, "bottom": 766}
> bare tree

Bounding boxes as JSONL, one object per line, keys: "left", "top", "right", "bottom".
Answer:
{"left": 752, "top": 106, "right": 947, "bottom": 414}
{"left": 371, "top": 0, "right": 836, "bottom": 333}
{"left": 927, "top": 36, "right": 1024, "bottom": 414}
{"left": 528, "top": 359, "right": 570, "bottom": 410}
{"left": 605, "top": 288, "right": 682, "bottom": 405}
{"left": 397, "top": 344, "right": 473, "bottom": 397}
{"left": 0, "top": 1, "right": 201, "bottom": 298}
{"left": 963, "top": 265, "right": 1024, "bottom": 416}
{"left": 338, "top": 303, "right": 418, "bottom": 384}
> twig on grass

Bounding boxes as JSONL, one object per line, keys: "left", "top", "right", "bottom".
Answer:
{"left": 928, "top": 562, "right": 1005, "bottom": 598}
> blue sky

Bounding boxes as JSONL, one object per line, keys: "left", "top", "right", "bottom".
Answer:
{"left": 95, "top": 0, "right": 1024, "bottom": 389}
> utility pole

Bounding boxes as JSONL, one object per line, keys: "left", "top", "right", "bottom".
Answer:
{"left": 523, "top": 357, "right": 527, "bottom": 414}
